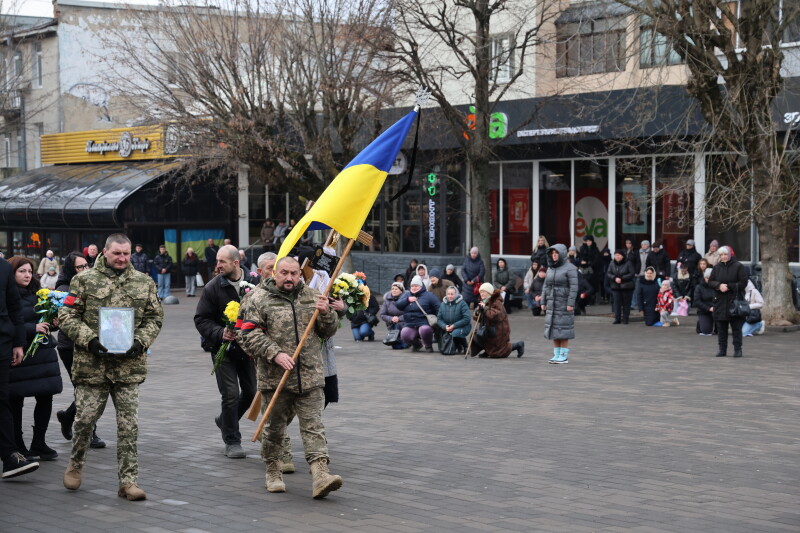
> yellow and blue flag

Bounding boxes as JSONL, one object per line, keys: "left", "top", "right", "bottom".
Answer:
{"left": 278, "top": 109, "right": 418, "bottom": 258}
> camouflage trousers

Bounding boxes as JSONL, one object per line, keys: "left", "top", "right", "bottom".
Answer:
{"left": 71, "top": 382, "right": 140, "bottom": 485}
{"left": 260, "top": 387, "right": 328, "bottom": 465}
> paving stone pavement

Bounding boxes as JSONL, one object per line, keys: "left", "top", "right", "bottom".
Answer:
{"left": 1, "top": 291, "right": 799, "bottom": 532}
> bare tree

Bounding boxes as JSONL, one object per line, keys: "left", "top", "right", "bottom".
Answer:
{"left": 610, "top": 0, "right": 800, "bottom": 324}
{"left": 103, "top": 0, "right": 394, "bottom": 198}
{"left": 388, "top": 0, "right": 552, "bottom": 278}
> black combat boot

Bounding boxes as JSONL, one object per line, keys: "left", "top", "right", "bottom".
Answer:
{"left": 512, "top": 341, "right": 525, "bottom": 358}
{"left": 29, "top": 425, "right": 58, "bottom": 461}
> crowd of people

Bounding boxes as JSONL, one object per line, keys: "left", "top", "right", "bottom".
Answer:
{"left": 0, "top": 229, "right": 771, "bottom": 500}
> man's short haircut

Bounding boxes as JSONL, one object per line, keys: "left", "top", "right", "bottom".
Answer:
{"left": 218, "top": 244, "right": 239, "bottom": 262}
{"left": 275, "top": 256, "right": 299, "bottom": 271}
{"left": 257, "top": 252, "right": 278, "bottom": 270}
{"left": 105, "top": 233, "right": 131, "bottom": 250}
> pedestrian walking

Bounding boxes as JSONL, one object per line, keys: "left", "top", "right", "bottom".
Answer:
{"left": 708, "top": 246, "right": 748, "bottom": 357}
{"left": 55, "top": 252, "right": 105, "bottom": 449}
{"left": 238, "top": 257, "right": 343, "bottom": 499}
{"left": 7, "top": 257, "right": 62, "bottom": 462}
{"left": 194, "top": 245, "right": 257, "bottom": 459}
{"left": 541, "top": 244, "right": 578, "bottom": 364}
{"left": 0, "top": 256, "right": 40, "bottom": 480}
{"left": 59, "top": 233, "right": 163, "bottom": 500}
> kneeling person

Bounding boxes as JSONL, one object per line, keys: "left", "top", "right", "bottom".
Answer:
{"left": 237, "top": 257, "right": 342, "bottom": 499}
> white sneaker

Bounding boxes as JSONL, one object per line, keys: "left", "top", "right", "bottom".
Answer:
{"left": 755, "top": 322, "right": 766, "bottom": 335}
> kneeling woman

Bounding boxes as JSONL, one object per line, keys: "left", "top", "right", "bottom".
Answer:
{"left": 436, "top": 286, "right": 471, "bottom": 354}
{"left": 396, "top": 276, "right": 440, "bottom": 352}
{"left": 474, "top": 283, "right": 524, "bottom": 358}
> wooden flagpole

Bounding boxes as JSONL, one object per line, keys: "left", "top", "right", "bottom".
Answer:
{"left": 251, "top": 236, "right": 357, "bottom": 442}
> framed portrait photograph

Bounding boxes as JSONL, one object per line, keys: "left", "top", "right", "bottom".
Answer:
{"left": 98, "top": 307, "right": 135, "bottom": 354}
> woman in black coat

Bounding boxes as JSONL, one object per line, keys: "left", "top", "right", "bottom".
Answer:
{"left": 7, "top": 257, "right": 63, "bottom": 461}
{"left": 350, "top": 293, "right": 379, "bottom": 342}
{"left": 182, "top": 248, "right": 200, "bottom": 297}
{"left": 694, "top": 268, "right": 716, "bottom": 335}
{"left": 636, "top": 266, "right": 660, "bottom": 326}
{"left": 708, "top": 246, "right": 749, "bottom": 357}
{"left": 606, "top": 249, "right": 635, "bottom": 324}
{"left": 646, "top": 241, "right": 671, "bottom": 280}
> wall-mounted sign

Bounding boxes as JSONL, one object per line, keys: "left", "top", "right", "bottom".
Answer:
{"left": 517, "top": 125, "right": 600, "bottom": 138}
{"left": 85, "top": 131, "right": 151, "bottom": 157}
{"left": 463, "top": 106, "right": 509, "bottom": 140}
{"left": 428, "top": 198, "right": 436, "bottom": 249}
{"left": 389, "top": 150, "right": 408, "bottom": 175}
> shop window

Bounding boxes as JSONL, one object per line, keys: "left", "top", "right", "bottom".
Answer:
{"left": 655, "top": 156, "right": 694, "bottom": 261}
{"left": 489, "top": 164, "right": 500, "bottom": 255}
{"left": 32, "top": 42, "right": 43, "bottom": 88}
{"left": 538, "top": 161, "right": 571, "bottom": 247}
{"left": 616, "top": 157, "right": 652, "bottom": 249}
{"left": 556, "top": 17, "right": 626, "bottom": 77}
{"left": 502, "top": 162, "right": 533, "bottom": 255}
{"left": 574, "top": 160, "right": 609, "bottom": 251}
{"left": 704, "top": 154, "right": 751, "bottom": 261}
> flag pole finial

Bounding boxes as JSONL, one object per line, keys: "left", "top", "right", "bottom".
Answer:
{"left": 414, "top": 86, "right": 432, "bottom": 111}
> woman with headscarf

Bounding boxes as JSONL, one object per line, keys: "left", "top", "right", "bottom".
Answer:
{"left": 704, "top": 240, "right": 721, "bottom": 267}
{"left": 380, "top": 281, "right": 408, "bottom": 350}
{"left": 415, "top": 263, "right": 432, "bottom": 290}
{"left": 55, "top": 252, "right": 105, "bottom": 449}
{"left": 636, "top": 266, "right": 661, "bottom": 326}
{"left": 37, "top": 250, "right": 59, "bottom": 277}
{"left": 541, "top": 244, "right": 578, "bottom": 364}
{"left": 708, "top": 245, "right": 748, "bottom": 357}
{"left": 442, "top": 264, "right": 463, "bottom": 292}
{"left": 396, "top": 276, "right": 440, "bottom": 352}
{"left": 7, "top": 256, "right": 63, "bottom": 460}
{"left": 461, "top": 247, "right": 486, "bottom": 308}
{"left": 473, "top": 283, "right": 524, "bottom": 358}
{"left": 436, "top": 285, "right": 472, "bottom": 355}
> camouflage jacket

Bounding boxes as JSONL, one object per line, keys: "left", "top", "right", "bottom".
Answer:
{"left": 58, "top": 254, "right": 163, "bottom": 385}
{"left": 236, "top": 277, "right": 337, "bottom": 393}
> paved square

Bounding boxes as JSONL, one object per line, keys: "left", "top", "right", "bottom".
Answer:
{"left": 2, "top": 296, "right": 798, "bottom": 532}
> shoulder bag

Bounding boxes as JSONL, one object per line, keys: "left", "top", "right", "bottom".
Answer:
{"left": 729, "top": 292, "right": 751, "bottom": 319}
{"left": 415, "top": 299, "right": 438, "bottom": 327}
{"left": 383, "top": 328, "right": 402, "bottom": 346}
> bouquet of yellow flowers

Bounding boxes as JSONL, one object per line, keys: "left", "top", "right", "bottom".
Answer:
{"left": 212, "top": 300, "right": 240, "bottom": 375}
{"left": 331, "top": 271, "right": 370, "bottom": 318}
{"left": 25, "top": 288, "right": 69, "bottom": 360}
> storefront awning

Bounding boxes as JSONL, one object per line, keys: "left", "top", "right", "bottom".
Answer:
{"left": 0, "top": 160, "right": 181, "bottom": 228}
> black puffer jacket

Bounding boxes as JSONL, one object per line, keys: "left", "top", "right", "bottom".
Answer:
{"left": 646, "top": 249, "right": 671, "bottom": 279}
{"left": 9, "top": 288, "right": 63, "bottom": 397}
{"left": 636, "top": 277, "right": 660, "bottom": 326}
{"left": 350, "top": 294, "right": 379, "bottom": 328}
{"left": 194, "top": 268, "right": 255, "bottom": 354}
{"left": 607, "top": 257, "right": 635, "bottom": 290}
{"left": 693, "top": 281, "right": 715, "bottom": 316}
{"left": 708, "top": 257, "right": 748, "bottom": 320}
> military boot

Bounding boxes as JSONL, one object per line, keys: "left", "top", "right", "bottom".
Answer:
{"left": 118, "top": 483, "right": 147, "bottom": 501}
{"left": 63, "top": 463, "right": 82, "bottom": 490}
{"left": 310, "top": 458, "right": 342, "bottom": 499}
{"left": 265, "top": 460, "right": 286, "bottom": 493}
{"left": 281, "top": 452, "right": 296, "bottom": 474}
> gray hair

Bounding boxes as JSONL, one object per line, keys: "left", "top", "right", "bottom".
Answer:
{"left": 257, "top": 252, "right": 277, "bottom": 270}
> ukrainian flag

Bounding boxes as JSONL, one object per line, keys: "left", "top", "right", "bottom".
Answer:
{"left": 278, "top": 109, "right": 418, "bottom": 258}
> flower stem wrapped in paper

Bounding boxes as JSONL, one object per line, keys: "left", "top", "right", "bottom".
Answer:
{"left": 212, "top": 300, "right": 240, "bottom": 375}
{"left": 330, "top": 271, "right": 370, "bottom": 318}
{"left": 24, "top": 288, "right": 68, "bottom": 360}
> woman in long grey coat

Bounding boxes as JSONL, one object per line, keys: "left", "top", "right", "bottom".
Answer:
{"left": 541, "top": 243, "right": 578, "bottom": 364}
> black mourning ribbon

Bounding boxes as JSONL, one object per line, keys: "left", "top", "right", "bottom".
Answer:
{"left": 389, "top": 110, "right": 421, "bottom": 202}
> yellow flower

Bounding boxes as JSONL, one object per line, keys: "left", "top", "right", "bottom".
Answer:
{"left": 36, "top": 288, "right": 51, "bottom": 300}
{"left": 223, "top": 301, "right": 240, "bottom": 324}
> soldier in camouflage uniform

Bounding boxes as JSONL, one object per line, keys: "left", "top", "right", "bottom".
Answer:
{"left": 237, "top": 256, "right": 343, "bottom": 499}
{"left": 58, "top": 234, "right": 163, "bottom": 501}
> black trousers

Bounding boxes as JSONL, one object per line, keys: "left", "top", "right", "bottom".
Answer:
{"left": 696, "top": 313, "right": 714, "bottom": 335}
{"left": 611, "top": 290, "right": 633, "bottom": 322}
{"left": 0, "top": 346, "right": 15, "bottom": 461}
{"left": 716, "top": 318, "right": 745, "bottom": 352}
{"left": 213, "top": 349, "right": 256, "bottom": 445}
{"left": 10, "top": 394, "right": 53, "bottom": 445}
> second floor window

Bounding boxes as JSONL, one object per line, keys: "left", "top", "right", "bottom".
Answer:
{"left": 33, "top": 42, "right": 43, "bottom": 87}
{"left": 640, "top": 16, "right": 682, "bottom": 68}
{"left": 556, "top": 17, "right": 626, "bottom": 77}
{"left": 491, "top": 34, "right": 514, "bottom": 83}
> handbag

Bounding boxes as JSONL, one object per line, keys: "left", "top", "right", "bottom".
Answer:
{"left": 414, "top": 299, "right": 438, "bottom": 327}
{"left": 745, "top": 308, "right": 762, "bottom": 324}
{"left": 672, "top": 299, "right": 689, "bottom": 317}
{"left": 439, "top": 333, "right": 458, "bottom": 355}
{"left": 729, "top": 297, "right": 751, "bottom": 318}
{"left": 196, "top": 272, "right": 205, "bottom": 287}
{"left": 382, "top": 328, "right": 402, "bottom": 346}
{"left": 472, "top": 277, "right": 481, "bottom": 295}
{"left": 474, "top": 314, "right": 495, "bottom": 346}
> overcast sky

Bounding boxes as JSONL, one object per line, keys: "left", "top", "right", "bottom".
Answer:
{"left": 5, "top": 0, "right": 160, "bottom": 18}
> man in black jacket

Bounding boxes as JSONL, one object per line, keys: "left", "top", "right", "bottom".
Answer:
{"left": 130, "top": 244, "right": 149, "bottom": 274}
{"left": 153, "top": 245, "right": 173, "bottom": 300}
{"left": 0, "top": 257, "right": 39, "bottom": 479}
{"left": 204, "top": 239, "right": 220, "bottom": 280}
{"left": 194, "top": 245, "right": 256, "bottom": 459}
